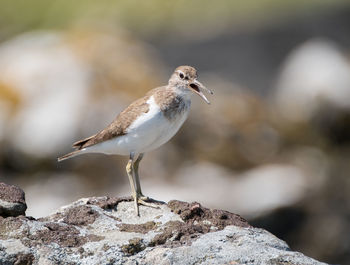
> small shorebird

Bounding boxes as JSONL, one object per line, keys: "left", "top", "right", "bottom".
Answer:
{"left": 58, "top": 66, "right": 213, "bottom": 216}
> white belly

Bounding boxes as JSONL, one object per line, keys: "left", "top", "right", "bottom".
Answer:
{"left": 85, "top": 96, "right": 190, "bottom": 156}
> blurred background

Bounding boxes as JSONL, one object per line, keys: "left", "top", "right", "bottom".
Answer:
{"left": 0, "top": 0, "right": 350, "bottom": 263}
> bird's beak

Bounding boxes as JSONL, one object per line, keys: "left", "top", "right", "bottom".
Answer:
{"left": 189, "top": 79, "right": 213, "bottom": 104}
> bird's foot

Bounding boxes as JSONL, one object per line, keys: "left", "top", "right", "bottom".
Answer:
{"left": 132, "top": 194, "right": 161, "bottom": 216}
{"left": 137, "top": 197, "right": 160, "bottom": 209}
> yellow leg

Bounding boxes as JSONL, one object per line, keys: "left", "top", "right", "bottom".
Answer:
{"left": 133, "top": 153, "right": 160, "bottom": 209}
{"left": 126, "top": 156, "right": 139, "bottom": 216}
{"left": 133, "top": 153, "right": 145, "bottom": 198}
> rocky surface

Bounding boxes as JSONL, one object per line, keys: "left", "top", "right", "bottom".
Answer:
{"left": 0, "top": 184, "right": 327, "bottom": 265}
{"left": 0, "top": 203, "right": 326, "bottom": 265}
{"left": 0, "top": 182, "right": 27, "bottom": 217}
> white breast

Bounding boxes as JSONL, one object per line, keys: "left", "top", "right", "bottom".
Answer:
{"left": 86, "top": 95, "right": 190, "bottom": 156}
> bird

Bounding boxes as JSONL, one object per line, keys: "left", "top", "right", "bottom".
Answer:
{"left": 58, "top": 65, "right": 213, "bottom": 216}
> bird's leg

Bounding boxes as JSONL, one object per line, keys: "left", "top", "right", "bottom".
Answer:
{"left": 133, "top": 153, "right": 146, "bottom": 198}
{"left": 133, "top": 153, "right": 160, "bottom": 209}
{"left": 126, "top": 153, "right": 139, "bottom": 216}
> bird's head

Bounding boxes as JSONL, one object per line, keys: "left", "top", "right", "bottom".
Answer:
{"left": 169, "top": 65, "right": 213, "bottom": 104}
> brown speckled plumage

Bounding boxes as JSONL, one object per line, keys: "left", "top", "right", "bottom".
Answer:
{"left": 175, "top": 66, "right": 197, "bottom": 79}
{"left": 72, "top": 85, "right": 189, "bottom": 150}
{"left": 73, "top": 67, "right": 199, "bottom": 150}
{"left": 58, "top": 65, "right": 210, "bottom": 163}
{"left": 151, "top": 86, "right": 189, "bottom": 121}
{"left": 73, "top": 95, "right": 150, "bottom": 150}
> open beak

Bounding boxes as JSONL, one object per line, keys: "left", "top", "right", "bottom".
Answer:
{"left": 189, "top": 79, "right": 213, "bottom": 104}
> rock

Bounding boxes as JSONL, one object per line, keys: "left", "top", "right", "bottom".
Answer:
{"left": 0, "top": 195, "right": 326, "bottom": 265}
{"left": 0, "top": 182, "right": 27, "bottom": 217}
{"left": 275, "top": 38, "right": 350, "bottom": 123}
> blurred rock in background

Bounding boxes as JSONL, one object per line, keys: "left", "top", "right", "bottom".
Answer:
{"left": 275, "top": 39, "right": 350, "bottom": 123}
{"left": 0, "top": 1, "right": 350, "bottom": 264}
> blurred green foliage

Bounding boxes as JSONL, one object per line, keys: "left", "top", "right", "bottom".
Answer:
{"left": 1, "top": 0, "right": 349, "bottom": 40}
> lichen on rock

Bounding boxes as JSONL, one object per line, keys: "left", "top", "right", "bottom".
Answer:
{"left": 0, "top": 184, "right": 327, "bottom": 265}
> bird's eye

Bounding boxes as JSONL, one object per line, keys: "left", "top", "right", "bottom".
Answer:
{"left": 179, "top": 73, "right": 184, "bottom": 79}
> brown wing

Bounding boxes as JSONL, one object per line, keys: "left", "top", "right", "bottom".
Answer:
{"left": 72, "top": 95, "right": 150, "bottom": 150}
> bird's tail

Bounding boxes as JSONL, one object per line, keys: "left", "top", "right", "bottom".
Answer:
{"left": 57, "top": 150, "right": 83, "bottom": 162}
